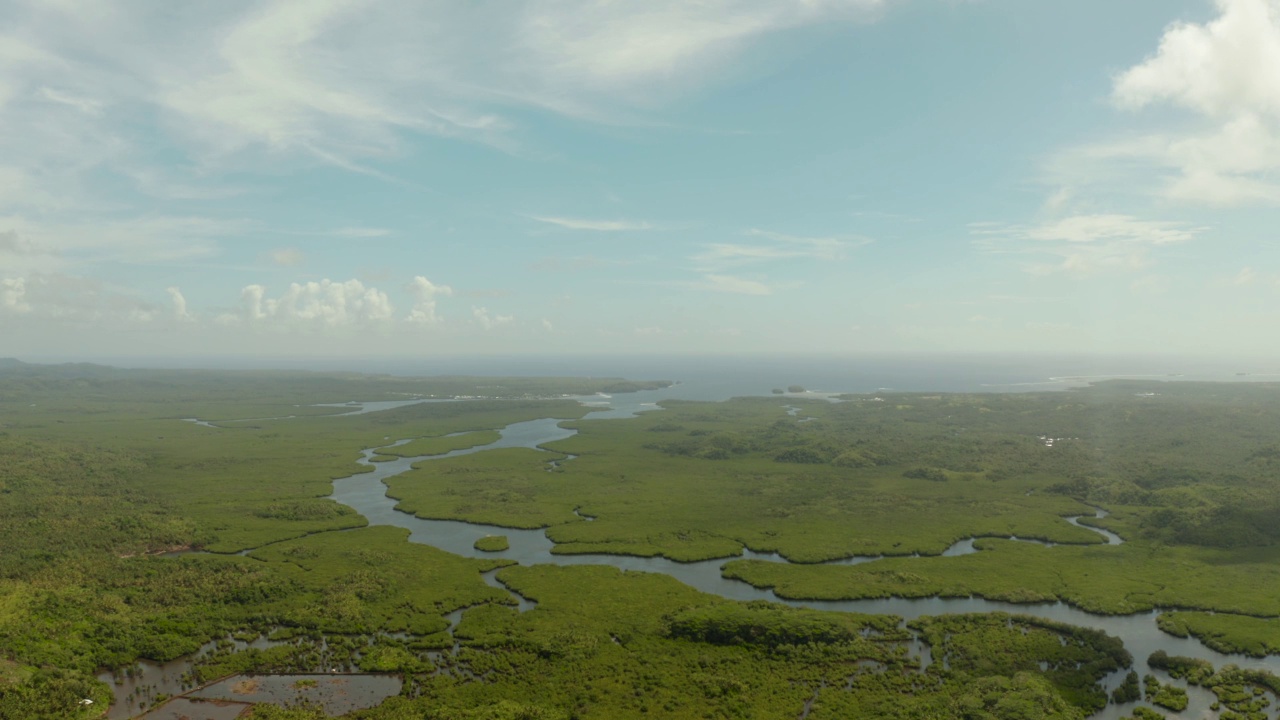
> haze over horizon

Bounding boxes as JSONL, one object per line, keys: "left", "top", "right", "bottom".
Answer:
{"left": 2, "top": 0, "right": 1278, "bottom": 360}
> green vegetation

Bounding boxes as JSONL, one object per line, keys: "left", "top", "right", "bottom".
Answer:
{"left": 665, "top": 601, "right": 904, "bottom": 647}
{"left": 1113, "top": 670, "right": 1141, "bottom": 703}
{"left": 473, "top": 535, "right": 510, "bottom": 552}
{"left": 909, "top": 614, "right": 1129, "bottom": 713}
{"left": 410, "top": 564, "right": 1117, "bottom": 720}
{"left": 721, "top": 538, "right": 1280, "bottom": 616}
{"left": 1158, "top": 612, "right": 1280, "bottom": 657}
{"left": 1148, "top": 652, "right": 1279, "bottom": 718}
{"left": 1141, "top": 674, "right": 1188, "bottom": 711}
{"left": 4, "top": 360, "right": 1280, "bottom": 719}
{"left": 387, "top": 396, "right": 1106, "bottom": 562}
{"left": 0, "top": 363, "right": 656, "bottom": 716}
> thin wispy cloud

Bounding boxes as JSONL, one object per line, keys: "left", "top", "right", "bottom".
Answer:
{"left": 274, "top": 227, "right": 394, "bottom": 238}
{"left": 973, "top": 214, "right": 1205, "bottom": 275}
{"left": 531, "top": 216, "right": 653, "bottom": 232}
{"left": 696, "top": 274, "right": 775, "bottom": 295}
{"left": 2, "top": 1, "right": 894, "bottom": 178}
{"left": 269, "top": 248, "right": 305, "bottom": 267}
{"left": 0, "top": 215, "right": 238, "bottom": 274}
{"left": 693, "top": 229, "right": 868, "bottom": 269}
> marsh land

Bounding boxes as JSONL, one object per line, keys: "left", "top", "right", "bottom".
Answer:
{"left": 1, "top": 358, "right": 1278, "bottom": 720}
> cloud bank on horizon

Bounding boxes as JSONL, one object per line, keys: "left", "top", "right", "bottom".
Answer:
{"left": 0, "top": 0, "right": 1277, "bottom": 359}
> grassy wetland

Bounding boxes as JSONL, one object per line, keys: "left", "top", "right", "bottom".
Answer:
{"left": 2, "top": 359, "right": 1280, "bottom": 719}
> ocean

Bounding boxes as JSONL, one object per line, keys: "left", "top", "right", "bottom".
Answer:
{"left": 82, "top": 353, "right": 1280, "bottom": 400}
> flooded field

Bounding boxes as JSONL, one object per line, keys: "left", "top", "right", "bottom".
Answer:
{"left": 138, "top": 697, "right": 248, "bottom": 720}
{"left": 193, "top": 674, "right": 402, "bottom": 716}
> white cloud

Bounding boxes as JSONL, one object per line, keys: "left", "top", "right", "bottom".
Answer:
{"left": 1113, "top": 0, "right": 1280, "bottom": 118}
{"left": 231, "top": 278, "right": 395, "bottom": 330}
{"left": 0, "top": 272, "right": 160, "bottom": 322}
{"left": 694, "top": 229, "right": 866, "bottom": 269}
{"left": 683, "top": 229, "right": 863, "bottom": 296}
{"left": 0, "top": 0, "right": 895, "bottom": 309}
{"left": 472, "top": 306, "right": 513, "bottom": 330}
{"left": 1, "top": 277, "right": 29, "bottom": 313}
{"left": 330, "top": 227, "right": 392, "bottom": 238}
{"left": 531, "top": 216, "right": 652, "bottom": 232}
{"left": 541, "top": 318, "right": 554, "bottom": 332}
{"left": 698, "top": 274, "right": 774, "bottom": 295}
{"left": 39, "top": 86, "right": 102, "bottom": 116}
{"left": 974, "top": 214, "right": 1204, "bottom": 275}
{"left": 1235, "top": 266, "right": 1257, "bottom": 286}
{"left": 166, "top": 286, "right": 192, "bottom": 322}
{"left": 1099, "top": 0, "right": 1280, "bottom": 205}
{"left": 2, "top": 1, "right": 894, "bottom": 178}
{"left": 406, "top": 276, "right": 453, "bottom": 325}
{"left": 0, "top": 215, "right": 237, "bottom": 274}
{"left": 270, "top": 248, "right": 305, "bottom": 266}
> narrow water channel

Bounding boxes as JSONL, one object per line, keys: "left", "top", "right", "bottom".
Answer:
{"left": 326, "top": 401, "right": 1280, "bottom": 720}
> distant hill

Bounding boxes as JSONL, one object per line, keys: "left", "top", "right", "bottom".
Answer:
{"left": 0, "top": 358, "right": 117, "bottom": 377}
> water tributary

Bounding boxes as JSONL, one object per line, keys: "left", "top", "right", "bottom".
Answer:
{"left": 327, "top": 401, "right": 1280, "bottom": 720}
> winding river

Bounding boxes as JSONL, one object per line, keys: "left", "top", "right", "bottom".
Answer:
{"left": 322, "top": 396, "right": 1280, "bottom": 720}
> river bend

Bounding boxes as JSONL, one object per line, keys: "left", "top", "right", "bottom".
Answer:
{"left": 326, "top": 403, "right": 1280, "bottom": 720}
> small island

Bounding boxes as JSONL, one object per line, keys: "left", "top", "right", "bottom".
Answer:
{"left": 474, "top": 535, "right": 510, "bottom": 552}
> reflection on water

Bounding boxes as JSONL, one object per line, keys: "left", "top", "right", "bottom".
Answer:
{"left": 99, "top": 635, "right": 284, "bottom": 720}
{"left": 138, "top": 697, "right": 246, "bottom": 720}
{"left": 193, "top": 674, "right": 401, "bottom": 716}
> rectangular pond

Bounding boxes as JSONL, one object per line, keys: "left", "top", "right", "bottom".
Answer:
{"left": 191, "top": 673, "right": 402, "bottom": 715}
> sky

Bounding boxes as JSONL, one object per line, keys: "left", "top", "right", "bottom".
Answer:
{"left": 1, "top": 0, "right": 1278, "bottom": 361}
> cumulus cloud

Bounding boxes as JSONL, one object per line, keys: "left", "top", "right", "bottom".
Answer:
{"left": 973, "top": 214, "right": 1204, "bottom": 275}
{"left": 1, "top": 277, "right": 30, "bottom": 313}
{"left": 406, "top": 276, "right": 453, "bottom": 325}
{"left": 1113, "top": 0, "right": 1280, "bottom": 118}
{"left": 472, "top": 306, "right": 513, "bottom": 330}
{"left": 0, "top": 273, "right": 160, "bottom": 322}
{"left": 1103, "top": 0, "right": 1280, "bottom": 205}
{"left": 166, "top": 286, "right": 192, "bottom": 321}
{"left": 232, "top": 278, "right": 395, "bottom": 330}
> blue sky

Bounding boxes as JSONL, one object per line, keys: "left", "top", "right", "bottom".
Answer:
{"left": 1, "top": 0, "right": 1278, "bottom": 359}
